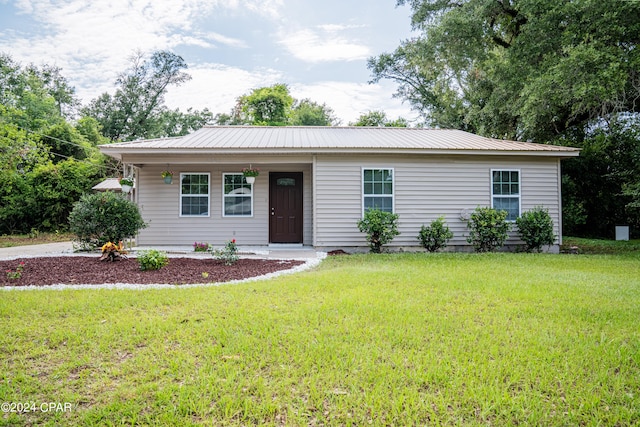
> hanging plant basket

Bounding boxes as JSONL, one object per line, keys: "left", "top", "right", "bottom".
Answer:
{"left": 161, "top": 170, "right": 174, "bottom": 184}
{"left": 119, "top": 177, "right": 134, "bottom": 193}
{"left": 242, "top": 166, "right": 259, "bottom": 184}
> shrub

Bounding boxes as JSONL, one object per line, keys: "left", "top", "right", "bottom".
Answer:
{"left": 357, "top": 209, "right": 400, "bottom": 253}
{"left": 213, "top": 239, "right": 239, "bottom": 265}
{"left": 418, "top": 216, "right": 454, "bottom": 252}
{"left": 68, "top": 191, "right": 146, "bottom": 249}
{"left": 137, "top": 249, "right": 169, "bottom": 271}
{"left": 516, "top": 206, "right": 556, "bottom": 252}
{"left": 466, "top": 207, "right": 510, "bottom": 252}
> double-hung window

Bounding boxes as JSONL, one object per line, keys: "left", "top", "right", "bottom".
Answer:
{"left": 491, "top": 169, "right": 520, "bottom": 221}
{"left": 180, "top": 173, "right": 210, "bottom": 216}
{"left": 223, "top": 173, "right": 253, "bottom": 217}
{"left": 363, "top": 168, "right": 394, "bottom": 213}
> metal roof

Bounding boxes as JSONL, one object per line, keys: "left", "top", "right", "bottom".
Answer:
{"left": 99, "top": 126, "right": 580, "bottom": 156}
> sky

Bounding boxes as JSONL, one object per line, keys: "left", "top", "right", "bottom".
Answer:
{"left": 0, "top": 0, "right": 419, "bottom": 125}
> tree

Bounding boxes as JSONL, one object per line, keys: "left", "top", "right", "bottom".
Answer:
{"left": 82, "top": 50, "right": 192, "bottom": 141}
{"left": 349, "top": 110, "right": 408, "bottom": 127}
{"left": 290, "top": 99, "right": 340, "bottom": 126}
{"left": 370, "top": 0, "right": 640, "bottom": 140}
{"left": 154, "top": 107, "right": 214, "bottom": 137}
{"left": 235, "top": 83, "right": 294, "bottom": 126}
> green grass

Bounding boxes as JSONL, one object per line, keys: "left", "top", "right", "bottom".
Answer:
{"left": 1, "top": 253, "right": 639, "bottom": 426}
{"left": 0, "top": 232, "right": 73, "bottom": 248}
{"left": 562, "top": 236, "right": 640, "bottom": 254}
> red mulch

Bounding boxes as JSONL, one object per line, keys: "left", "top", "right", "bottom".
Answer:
{"left": 0, "top": 257, "right": 304, "bottom": 287}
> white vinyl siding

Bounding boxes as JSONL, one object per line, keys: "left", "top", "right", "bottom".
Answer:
{"left": 314, "top": 155, "right": 562, "bottom": 249}
{"left": 180, "top": 173, "right": 210, "bottom": 217}
{"left": 135, "top": 164, "right": 312, "bottom": 246}
{"left": 223, "top": 173, "right": 253, "bottom": 217}
{"left": 491, "top": 169, "right": 520, "bottom": 221}
{"left": 362, "top": 168, "right": 394, "bottom": 214}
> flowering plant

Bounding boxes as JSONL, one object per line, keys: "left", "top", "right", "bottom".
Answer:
{"left": 212, "top": 239, "right": 239, "bottom": 265}
{"left": 100, "top": 241, "right": 127, "bottom": 262}
{"left": 193, "top": 242, "right": 209, "bottom": 252}
{"left": 161, "top": 170, "right": 174, "bottom": 179}
{"left": 6, "top": 262, "right": 25, "bottom": 279}
{"left": 119, "top": 177, "right": 134, "bottom": 186}
{"left": 242, "top": 167, "right": 260, "bottom": 177}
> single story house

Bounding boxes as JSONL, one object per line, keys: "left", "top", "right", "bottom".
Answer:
{"left": 98, "top": 126, "right": 580, "bottom": 252}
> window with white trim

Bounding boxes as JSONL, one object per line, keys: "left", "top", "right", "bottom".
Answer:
{"left": 180, "top": 173, "right": 210, "bottom": 216}
{"left": 363, "top": 168, "right": 394, "bottom": 213}
{"left": 491, "top": 169, "right": 520, "bottom": 221}
{"left": 223, "top": 173, "right": 253, "bottom": 217}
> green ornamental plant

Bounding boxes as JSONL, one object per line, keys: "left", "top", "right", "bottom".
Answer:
{"left": 418, "top": 216, "right": 454, "bottom": 252}
{"left": 516, "top": 206, "right": 556, "bottom": 252}
{"left": 212, "top": 239, "right": 239, "bottom": 265}
{"left": 357, "top": 209, "right": 400, "bottom": 253}
{"left": 466, "top": 207, "right": 510, "bottom": 252}
{"left": 68, "top": 191, "right": 147, "bottom": 250}
{"left": 137, "top": 249, "right": 169, "bottom": 271}
{"left": 119, "top": 177, "right": 134, "bottom": 187}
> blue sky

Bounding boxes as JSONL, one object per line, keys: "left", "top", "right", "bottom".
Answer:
{"left": 0, "top": 0, "right": 418, "bottom": 124}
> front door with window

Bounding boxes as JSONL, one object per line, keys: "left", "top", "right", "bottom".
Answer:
{"left": 269, "top": 172, "right": 303, "bottom": 243}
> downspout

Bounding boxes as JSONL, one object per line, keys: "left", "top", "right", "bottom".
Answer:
{"left": 557, "top": 159, "right": 563, "bottom": 246}
{"left": 312, "top": 154, "right": 317, "bottom": 247}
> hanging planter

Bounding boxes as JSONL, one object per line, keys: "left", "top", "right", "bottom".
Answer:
{"left": 242, "top": 166, "right": 259, "bottom": 185}
{"left": 119, "top": 177, "right": 134, "bottom": 193}
{"left": 161, "top": 170, "right": 174, "bottom": 184}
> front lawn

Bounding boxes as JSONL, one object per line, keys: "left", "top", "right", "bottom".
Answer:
{"left": 1, "top": 253, "right": 639, "bottom": 426}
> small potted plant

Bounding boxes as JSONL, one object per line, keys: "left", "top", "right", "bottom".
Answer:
{"left": 119, "top": 177, "right": 134, "bottom": 193}
{"left": 242, "top": 166, "right": 260, "bottom": 184}
{"left": 161, "top": 170, "right": 174, "bottom": 184}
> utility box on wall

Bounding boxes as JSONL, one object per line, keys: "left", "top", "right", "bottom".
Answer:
{"left": 615, "top": 225, "right": 630, "bottom": 241}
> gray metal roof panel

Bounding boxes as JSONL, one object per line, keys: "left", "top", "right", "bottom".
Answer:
{"left": 100, "top": 126, "right": 580, "bottom": 153}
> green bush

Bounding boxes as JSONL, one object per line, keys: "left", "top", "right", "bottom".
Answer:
{"left": 466, "top": 207, "right": 510, "bottom": 252}
{"left": 516, "top": 206, "right": 556, "bottom": 252}
{"left": 137, "top": 249, "right": 169, "bottom": 271}
{"left": 357, "top": 209, "right": 400, "bottom": 253}
{"left": 418, "top": 216, "right": 454, "bottom": 252}
{"left": 68, "top": 191, "right": 146, "bottom": 249}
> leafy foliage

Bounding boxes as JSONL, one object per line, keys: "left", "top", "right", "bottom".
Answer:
{"left": 212, "top": 239, "right": 239, "bottom": 266}
{"left": 289, "top": 99, "right": 340, "bottom": 126}
{"left": 68, "top": 191, "right": 146, "bottom": 249}
{"left": 235, "top": 83, "right": 294, "bottom": 126}
{"left": 349, "top": 110, "right": 408, "bottom": 127}
{"left": 357, "top": 209, "right": 400, "bottom": 253}
{"left": 516, "top": 207, "right": 556, "bottom": 253}
{"left": 418, "top": 216, "right": 453, "bottom": 252}
{"left": 82, "top": 50, "right": 195, "bottom": 141}
{"left": 137, "top": 249, "right": 169, "bottom": 271}
{"left": 466, "top": 207, "right": 510, "bottom": 252}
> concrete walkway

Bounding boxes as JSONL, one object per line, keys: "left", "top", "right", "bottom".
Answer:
{"left": 0, "top": 242, "right": 323, "bottom": 261}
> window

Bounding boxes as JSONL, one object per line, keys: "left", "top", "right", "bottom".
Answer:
{"left": 363, "top": 168, "right": 394, "bottom": 213}
{"left": 180, "top": 173, "right": 210, "bottom": 216}
{"left": 491, "top": 170, "right": 520, "bottom": 221}
{"left": 223, "top": 173, "right": 253, "bottom": 216}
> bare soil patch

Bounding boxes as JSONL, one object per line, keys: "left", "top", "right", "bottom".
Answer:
{"left": 0, "top": 256, "right": 304, "bottom": 287}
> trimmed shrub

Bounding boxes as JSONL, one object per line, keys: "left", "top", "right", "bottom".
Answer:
{"left": 516, "top": 206, "right": 556, "bottom": 252}
{"left": 357, "top": 209, "right": 400, "bottom": 253}
{"left": 137, "top": 249, "right": 169, "bottom": 271}
{"left": 466, "top": 207, "right": 510, "bottom": 252}
{"left": 418, "top": 216, "right": 454, "bottom": 252}
{"left": 69, "top": 191, "right": 146, "bottom": 249}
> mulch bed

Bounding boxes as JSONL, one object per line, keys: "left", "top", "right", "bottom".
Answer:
{"left": 0, "top": 257, "right": 304, "bottom": 287}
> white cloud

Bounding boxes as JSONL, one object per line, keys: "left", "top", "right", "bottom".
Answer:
{"left": 278, "top": 26, "right": 371, "bottom": 63}
{"left": 290, "top": 81, "right": 418, "bottom": 125}
{"left": 164, "top": 63, "right": 285, "bottom": 114}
